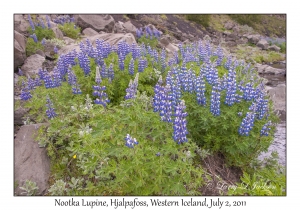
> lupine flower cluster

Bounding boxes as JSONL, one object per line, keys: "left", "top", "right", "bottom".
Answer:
{"left": 128, "top": 58, "right": 135, "bottom": 75}
{"left": 238, "top": 111, "right": 255, "bottom": 136}
{"left": 136, "top": 28, "right": 143, "bottom": 39}
{"left": 108, "top": 63, "right": 114, "bottom": 82}
{"left": 195, "top": 74, "right": 206, "bottom": 106}
{"left": 46, "top": 96, "right": 57, "bottom": 119}
{"left": 210, "top": 82, "right": 221, "bottom": 116}
{"left": 46, "top": 15, "right": 51, "bottom": 28}
{"left": 154, "top": 84, "right": 173, "bottom": 123}
{"left": 173, "top": 100, "right": 188, "bottom": 144}
{"left": 118, "top": 53, "right": 125, "bottom": 71}
{"left": 131, "top": 43, "right": 141, "bottom": 60}
{"left": 37, "top": 17, "right": 46, "bottom": 29}
{"left": 53, "top": 15, "right": 74, "bottom": 25}
{"left": 153, "top": 76, "right": 163, "bottom": 111}
{"left": 28, "top": 14, "right": 35, "bottom": 31}
{"left": 224, "top": 65, "right": 238, "bottom": 106}
{"left": 27, "top": 77, "right": 36, "bottom": 90}
{"left": 260, "top": 121, "right": 272, "bottom": 136}
{"left": 54, "top": 46, "right": 58, "bottom": 54}
{"left": 124, "top": 134, "right": 138, "bottom": 148}
{"left": 20, "top": 81, "right": 32, "bottom": 101}
{"left": 125, "top": 73, "right": 139, "bottom": 100}
{"left": 30, "top": 34, "right": 38, "bottom": 43}
{"left": 78, "top": 52, "right": 91, "bottom": 75}
{"left": 138, "top": 57, "right": 147, "bottom": 72}
{"left": 93, "top": 67, "right": 110, "bottom": 107}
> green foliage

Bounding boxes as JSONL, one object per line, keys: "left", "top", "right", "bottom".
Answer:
{"left": 58, "top": 23, "right": 81, "bottom": 39}
{"left": 25, "top": 38, "right": 44, "bottom": 57}
{"left": 19, "top": 38, "right": 283, "bottom": 196}
{"left": 186, "top": 15, "right": 211, "bottom": 28}
{"left": 229, "top": 15, "right": 262, "bottom": 28}
{"left": 182, "top": 64, "right": 279, "bottom": 167}
{"left": 28, "top": 26, "right": 55, "bottom": 41}
{"left": 43, "top": 98, "right": 203, "bottom": 195}
{"left": 228, "top": 153, "right": 286, "bottom": 195}
{"left": 137, "top": 36, "right": 159, "bottom": 49}
{"left": 19, "top": 180, "right": 39, "bottom": 196}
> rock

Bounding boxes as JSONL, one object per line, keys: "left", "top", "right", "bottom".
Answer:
{"left": 51, "top": 26, "right": 64, "bottom": 39}
{"left": 75, "top": 14, "right": 115, "bottom": 33}
{"left": 256, "top": 39, "right": 269, "bottom": 50}
{"left": 159, "top": 36, "right": 179, "bottom": 55}
{"left": 84, "top": 33, "right": 137, "bottom": 47}
{"left": 14, "top": 14, "right": 30, "bottom": 36}
{"left": 58, "top": 44, "right": 81, "bottom": 55}
{"left": 14, "top": 107, "right": 30, "bottom": 125}
{"left": 114, "top": 21, "right": 125, "bottom": 33}
{"left": 255, "top": 63, "right": 285, "bottom": 75}
{"left": 36, "top": 49, "right": 45, "bottom": 57}
{"left": 63, "top": 36, "right": 75, "bottom": 45}
{"left": 43, "top": 41, "right": 57, "bottom": 60}
{"left": 203, "top": 35, "right": 211, "bottom": 42}
{"left": 247, "top": 34, "right": 260, "bottom": 44}
{"left": 266, "top": 84, "right": 286, "bottom": 121}
{"left": 123, "top": 21, "right": 137, "bottom": 34}
{"left": 82, "top": 28, "right": 99, "bottom": 36}
{"left": 15, "top": 30, "right": 26, "bottom": 50}
{"left": 14, "top": 123, "right": 50, "bottom": 195}
{"left": 14, "top": 31, "right": 27, "bottom": 70}
{"left": 224, "top": 41, "right": 237, "bottom": 47}
{"left": 224, "top": 21, "right": 235, "bottom": 30}
{"left": 21, "top": 54, "right": 45, "bottom": 76}
{"left": 268, "top": 45, "right": 281, "bottom": 52}
{"left": 236, "top": 37, "right": 248, "bottom": 45}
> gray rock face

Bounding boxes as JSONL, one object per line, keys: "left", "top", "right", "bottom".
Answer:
{"left": 63, "top": 36, "right": 75, "bottom": 45}
{"left": 266, "top": 84, "right": 286, "bottom": 120}
{"left": 256, "top": 39, "right": 269, "bottom": 50}
{"left": 14, "top": 123, "right": 50, "bottom": 195}
{"left": 123, "top": 21, "right": 137, "bottom": 34}
{"left": 255, "top": 63, "right": 285, "bottom": 75}
{"left": 14, "top": 31, "right": 27, "bottom": 70}
{"left": 51, "top": 26, "right": 64, "bottom": 39}
{"left": 75, "top": 15, "right": 115, "bottom": 33}
{"left": 82, "top": 28, "right": 99, "bottom": 36}
{"left": 114, "top": 21, "right": 125, "bottom": 33}
{"left": 247, "top": 34, "right": 260, "bottom": 44}
{"left": 88, "top": 33, "right": 137, "bottom": 46}
{"left": 14, "top": 14, "right": 30, "bottom": 36}
{"left": 224, "top": 21, "right": 235, "bottom": 30}
{"left": 159, "top": 35, "right": 179, "bottom": 56}
{"left": 268, "top": 45, "right": 281, "bottom": 52}
{"left": 14, "top": 107, "right": 30, "bottom": 125}
{"left": 21, "top": 54, "right": 45, "bottom": 76}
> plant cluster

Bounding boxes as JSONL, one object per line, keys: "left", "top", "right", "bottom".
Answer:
{"left": 18, "top": 29, "right": 282, "bottom": 195}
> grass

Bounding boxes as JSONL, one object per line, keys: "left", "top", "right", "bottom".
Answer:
{"left": 185, "top": 15, "right": 211, "bottom": 28}
{"left": 25, "top": 38, "right": 44, "bottom": 57}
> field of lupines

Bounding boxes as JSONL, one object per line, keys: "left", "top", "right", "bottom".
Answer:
{"left": 16, "top": 15, "right": 285, "bottom": 196}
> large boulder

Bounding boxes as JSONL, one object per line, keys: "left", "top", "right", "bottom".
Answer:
{"left": 114, "top": 21, "right": 125, "bottom": 33}
{"left": 265, "top": 84, "right": 286, "bottom": 121}
{"left": 14, "top": 31, "right": 27, "bottom": 70}
{"left": 84, "top": 33, "right": 137, "bottom": 47}
{"left": 159, "top": 35, "right": 179, "bottom": 56}
{"left": 51, "top": 26, "right": 64, "bottom": 39}
{"left": 21, "top": 54, "right": 45, "bottom": 76}
{"left": 14, "top": 123, "right": 50, "bottom": 195}
{"left": 14, "top": 14, "right": 30, "bottom": 36}
{"left": 247, "top": 34, "right": 260, "bottom": 44}
{"left": 75, "top": 14, "right": 115, "bottom": 33}
{"left": 268, "top": 45, "right": 281, "bottom": 52}
{"left": 255, "top": 63, "right": 286, "bottom": 75}
{"left": 123, "top": 21, "right": 137, "bottom": 34}
{"left": 82, "top": 28, "right": 99, "bottom": 36}
{"left": 256, "top": 39, "right": 269, "bottom": 50}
